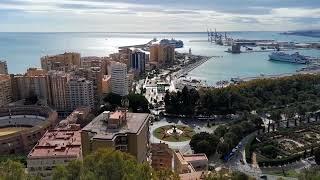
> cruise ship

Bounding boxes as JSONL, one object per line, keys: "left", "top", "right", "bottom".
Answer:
{"left": 269, "top": 52, "right": 310, "bottom": 64}
{"left": 159, "top": 38, "right": 184, "bottom": 48}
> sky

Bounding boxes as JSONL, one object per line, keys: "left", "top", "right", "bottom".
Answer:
{"left": 0, "top": 0, "right": 320, "bottom": 32}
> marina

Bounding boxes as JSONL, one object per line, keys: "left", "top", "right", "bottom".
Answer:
{"left": 1, "top": 32, "right": 319, "bottom": 86}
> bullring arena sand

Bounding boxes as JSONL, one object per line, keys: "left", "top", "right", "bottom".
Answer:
{"left": 0, "top": 127, "right": 29, "bottom": 136}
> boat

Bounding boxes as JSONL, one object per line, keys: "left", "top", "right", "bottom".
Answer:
{"left": 159, "top": 38, "right": 184, "bottom": 48}
{"left": 269, "top": 52, "right": 310, "bottom": 64}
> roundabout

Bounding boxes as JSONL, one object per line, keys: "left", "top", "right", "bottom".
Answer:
{"left": 153, "top": 124, "right": 195, "bottom": 142}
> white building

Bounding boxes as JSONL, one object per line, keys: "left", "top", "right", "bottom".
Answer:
{"left": 111, "top": 62, "right": 128, "bottom": 96}
{"left": 66, "top": 77, "right": 94, "bottom": 111}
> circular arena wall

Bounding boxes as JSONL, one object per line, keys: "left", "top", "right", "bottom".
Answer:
{"left": 0, "top": 106, "right": 58, "bottom": 155}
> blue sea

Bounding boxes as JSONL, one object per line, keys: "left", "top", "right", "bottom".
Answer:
{"left": 0, "top": 32, "right": 319, "bottom": 84}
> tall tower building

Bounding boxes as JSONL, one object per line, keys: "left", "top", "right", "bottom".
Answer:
{"left": 131, "top": 50, "right": 146, "bottom": 75}
{"left": 149, "top": 44, "right": 175, "bottom": 66}
{"left": 47, "top": 71, "right": 70, "bottom": 111}
{"left": 0, "top": 75, "right": 12, "bottom": 106}
{"left": 149, "top": 45, "right": 159, "bottom": 63}
{"left": 0, "top": 61, "right": 8, "bottom": 74}
{"left": 72, "top": 67, "right": 103, "bottom": 107}
{"left": 66, "top": 77, "right": 94, "bottom": 111}
{"left": 111, "top": 62, "right": 128, "bottom": 96}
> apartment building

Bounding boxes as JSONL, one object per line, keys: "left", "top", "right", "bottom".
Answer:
{"left": 72, "top": 67, "right": 103, "bottom": 107}
{"left": 66, "top": 77, "right": 94, "bottom": 111}
{"left": 11, "top": 69, "right": 49, "bottom": 102}
{"left": 151, "top": 143, "right": 173, "bottom": 170}
{"left": 110, "top": 62, "right": 128, "bottom": 96}
{"left": 110, "top": 48, "right": 132, "bottom": 69}
{"left": 149, "top": 44, "right": 175, "bottom": 66}
{"left": 27, "top": 124, "right": 82, "bottom": 179}
{"left": 81, "top": 111, "right": 150, "bottom": 162}
{"left": 173, "top": 150, "right": 208, "bottom": 174}
{"left": 47, "top": 71, "right": 70, "bottom": 111}
{"left": 41, "top": 52, "right": 81, "bottom": 72}
{"left": 0, "top": 75, "right": 12, "bottom": 106}
{"left": 0, "top": 60, "right": 8, "bottom": 74}
{"left": 26, "top": 68, "right": 47, "bottom": 76}
{"left": 80, "top": 56, "right": 109, "bottom": 75}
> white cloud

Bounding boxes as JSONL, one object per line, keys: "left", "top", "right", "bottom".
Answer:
{"left": 0, "top": 0, "right": 319, "bottom": 31}
{"left": 271, "top": 8, "right": 320, "bottom": 18}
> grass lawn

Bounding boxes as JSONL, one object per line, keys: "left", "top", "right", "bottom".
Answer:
{"left": 153, "top": 125, "right": 195, "bottom": 142}
{"left": 265, "top": 169, "right": 300, "bottom": 178}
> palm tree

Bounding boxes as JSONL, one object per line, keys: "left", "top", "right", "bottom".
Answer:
{"left": 285, "top": 108, "right": 295, "bottom": 128}
{"left": 270, "top": 110, "right": 281, "bottom": 129}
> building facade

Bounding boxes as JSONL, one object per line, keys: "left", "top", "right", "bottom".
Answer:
{"left": 149, "top": 44, "right": 175, "bottom": 66}
{"left": 27, "top": 125, "right": 82, "bottom": 179}
{"left": 81, "top": 111, "right": 150, "bottom": 162}
{"left": 173, "top": 150, "right": 208, "bottom": 174}
{"left": 0, "top": 60, "right": 8, "bottom": 74}
{"left": 47, "top": 71, "right": 70, "bottom": 112}
{"left": 80, "top": 56, "right": 109, "bottom": 75}
{"left": 73, "top": 67, "right": 103, "bottom": 107}
{"left": 151, "top": 143, "right": 173, "bottom": 170}
{"left": 0, "top": 75, "right": 12, "bottom": 106}
{"left": 11, "top": 73, "right": 49, "bottom": 103}
{"left": 110, "top": 62, "right": 128, "bottom": 96}
{"left": 131, "top": 50, "right": 146, "bottom": 75}
{"left": 66, "top": 77, "right": 94, "bottom": 111}
{"left": 109, "top": 48, "right": 132, "bottom": 69}
{"left": 41, "top": 52, "right": 81, "bottom": 72}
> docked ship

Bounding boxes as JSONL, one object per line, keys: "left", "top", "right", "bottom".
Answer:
{"left": 159, "top": 38, "right": 184, "bottom": 48}
{"left": 269, "top": 52, "right": 310, "bottom": 64}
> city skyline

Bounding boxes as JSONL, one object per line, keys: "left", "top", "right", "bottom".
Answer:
{"left": 0, "top": 0, "right": 320, "bottom": 32}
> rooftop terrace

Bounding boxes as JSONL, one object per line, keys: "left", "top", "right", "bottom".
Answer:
{"left": 82, "top": 111, "right": 149, "bottom": 140}
{"left": 28, "top": 128, "right": 81, "bottom": 159}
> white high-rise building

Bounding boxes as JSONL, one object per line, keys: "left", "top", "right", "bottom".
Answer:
{"left": 66, "top": 77, "right": 94, "bottom": 111}
{"left": 111, "top": 62, "right": 128, "bottom": 96}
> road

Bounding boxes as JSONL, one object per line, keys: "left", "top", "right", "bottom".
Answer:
{"left": 225, "top": 132, "right": 263, "bottom": 179}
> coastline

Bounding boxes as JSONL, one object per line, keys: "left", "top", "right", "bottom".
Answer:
{"left": 173, "top": 55, "right": 214, "bottom": 78}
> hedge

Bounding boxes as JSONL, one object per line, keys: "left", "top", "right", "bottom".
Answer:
{"left": 258, "top": 153, "right": 303, "bottom": 167}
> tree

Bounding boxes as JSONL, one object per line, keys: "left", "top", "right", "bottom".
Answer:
{"left": 314, "top": 148, "right": 320, "bottom": 165}
{"left": 0, "top": 160, "right": 26, "bottom": 180}
{"left": 53, "top": 148, "right": 178, "bottom": 180}
{"left": 214, "top": 125, "right": 228, "bottom": 138}
{"left": 270, "top": 110, "right": 281, "bottom": 125}
{"left": 217, "top": 142, "right": 230, "bottom": 156}
{"left": 127, "top": 93, "right": 150, "bottom": 113}
{"left": 298, "top": 167, "right": 320, "bottom": 180}
{"left": 102, "top": 93, "right": 150, "bottom": 113}
{"left": 0, "top": 160, "right": 40, "bottom": 180}
{"left": 190, "top": 132, "right": 220, "bottom": 156}
{"left": 230, "top": 172, "right": 251, "bottom": 180}
{"left": 154, "top": 168, "right": 180, "bottom": 180}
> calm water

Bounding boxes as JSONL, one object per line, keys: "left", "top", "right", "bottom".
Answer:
{"left": 0, "top": 32, "right": 319, "bottom": 84}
